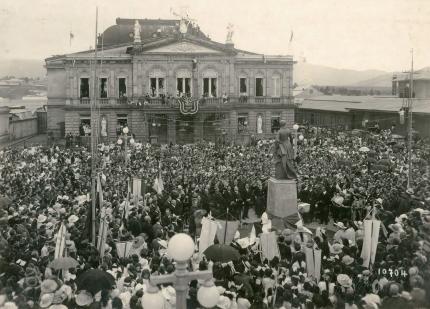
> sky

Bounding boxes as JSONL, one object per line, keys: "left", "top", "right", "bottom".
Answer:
{"left": 0, "top": 0, "right": 429, "bottom": 72}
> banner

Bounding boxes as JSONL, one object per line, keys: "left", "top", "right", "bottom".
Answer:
{"left": 199, "top": 217, "right": 218, "bottom": 256}
{"left": 54, "top": 223, "right": 67, "bottom": 259}
{"left": 115, "top": 241, "right": 134, "bottom": 259}
{"left": 361, "top": 220, "right": 380, "bottom": 268}
{"left": 216, "top": 220, "right": 239, "bottom": 245}
{"left": 178, "top": 96, "right": 199, "bottom": 115}
{"left": 260, "top": 232, "right": 280, "bottom": 261}
{"left": 97, "top": 218, "right": 109, "bottom": 258}
{"left": 305, "top": 247, "right": 322, "bottom": 281}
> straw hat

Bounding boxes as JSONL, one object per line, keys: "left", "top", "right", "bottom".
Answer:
{"left": 67, "top": 215, "right": 79, "bottom": 224}
{"left": 75, "top": 290, "right": 93, "bottom": 307}
{"left": 337, "top": 274, "right": 352, "bottom": 288}
{"left": 341, "top": 255, "right": 355, "bottom": 266}
{"left": 40, "top": 279, "right": 58, "bottom": 294}
{"left": 37, "top": 215, "right": 47, "bottom": 224}
{"left": 330, "top": 243, "right": 344, "bottom": 255}
{"left": 39, "top": 293, "right": 54, "bottom": 308}
{"left": 334, "top": 222, "right": 347, "bottom": 230}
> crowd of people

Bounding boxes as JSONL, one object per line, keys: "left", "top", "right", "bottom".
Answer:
{"left": 0, "top": 127, "right": 429, "bottom": 308}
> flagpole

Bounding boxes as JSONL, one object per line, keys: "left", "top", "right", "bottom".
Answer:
{"left": 407, "top": 49, "right": 414, "bottom": 190}
{"left": 91, "top": 7, "right": 99, "bottom": 245}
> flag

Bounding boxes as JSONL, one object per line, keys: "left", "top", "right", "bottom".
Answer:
{"left": 289, "top": 31, "right": 294, "bottom": 43}
{"left": 54, "top": 223, "right": 67, "bottom": 259}
{"left": 361, "top": 220, "right": 380, "bottom": 268}
{"left": 152, "top": 162, "right": 164, "bottom": 195}
{"left": 260, "top": 232, "right": 280, "bottom": 261}
{"left": 305, "top": 247, "right": 322, "bottom": 281}
{"left": 115, "top": 241, "right": 134, "bottom": 259}
{"left": 97, "top": 218, "right": 109, "bottom": 257}
{"left": 199, "top": 217, "right": 218, "bottom": 256}
{"left": 69, "top": 32, "right": 74, "bottom": 47}
{"left": 216, "top": 220, "right": 239, "bottom": 245}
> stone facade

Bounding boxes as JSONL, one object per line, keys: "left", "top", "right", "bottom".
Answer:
{"left": 45, "top": 18, "right": 296, "bottom": 144}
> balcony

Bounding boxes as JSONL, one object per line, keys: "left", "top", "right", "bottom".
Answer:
{"left": 70, "top": 95, "right": 295, "bottom": 107}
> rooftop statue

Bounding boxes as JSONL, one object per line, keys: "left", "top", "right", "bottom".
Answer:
{"left": 226, "top": 23, "right": 234, "bottom": 44}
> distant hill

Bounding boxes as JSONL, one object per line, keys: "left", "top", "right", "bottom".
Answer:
{"left": 0, "top": 59, "right": 45, "bottom": 78}
{"left": 294, "top": 62, "right": 390, "bottom": 87}
{"left": 351, "top": 73, "right": 393, "bottom": 87}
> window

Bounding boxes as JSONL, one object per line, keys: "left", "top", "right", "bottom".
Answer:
{"left": 237, "top": 113, "right": 249, "bottom": 134}
{"left": 80, "top": 78, "right": 89, "bottom": 98}
{"left": 118, "top": 78, "right": 127, "bottom": 98}
{"left": 150, "top": 78, "right": 165, "bottom": 97}
{"left": 239, "top": 78, "right": 247, "bottom": 95}
{"left": 256, "top": 78, "right": 264, "bottom": 97}
{"left": 99, "top": 78, "right": 108, "bottom": 98}
{"left": 203, "top": 78, "right": 217, "bottom": 97}
{"left": 272, "top": 76, "right": 281, "bottom": 97}
{"left": 177, "top": 78, "right": 191, "bottom": 97}
{"left": 271, "top": 114, "right": 281, "bottom": 133}
{"left": 116, "top": 114, "right": 128, "bottom": 136}
{"left": 79, "top": 116, "right": 91, "bottom": 136}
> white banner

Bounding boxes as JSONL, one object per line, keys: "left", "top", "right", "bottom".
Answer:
{"left": 199, "top": 217, "right": 218, "bottom": 256}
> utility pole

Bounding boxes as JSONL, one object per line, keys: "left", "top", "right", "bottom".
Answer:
{"left": 90, "top": 7, "right": 99, "bottom": 245}
{"left": 407, "top": 49, "right": 414, "bottom": 190}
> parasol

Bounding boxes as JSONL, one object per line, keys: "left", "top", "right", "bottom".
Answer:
{"left": 359, "top": 146, "right": 370, "bottom": 152}
{"left": 203, "top": 244, "right": 240, "bottom": 263}
{"left": 48, "top": 257, "right": 79, "bottom": 270}
{"left": 76, "top": 269, "right": 116, "bottom": 295}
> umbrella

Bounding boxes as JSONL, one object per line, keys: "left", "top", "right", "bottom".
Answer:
{"left": 391, "top": 134, "right": 404, "bottom": 139}
{"left": 49, "top": 257, "right": 79, "bottom": 270}
{"left": 359, "top": 146, "right": 370, "bottom": 152}
{"left": 76, "top": 269, "right": 116, "bottom": 295}
{"left": 203, "top": 244, "right": 240, "bottom": 263}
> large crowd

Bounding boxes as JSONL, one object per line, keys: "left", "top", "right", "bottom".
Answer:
{"left": 0, "top": 127, "right": 429, "bottom": 309}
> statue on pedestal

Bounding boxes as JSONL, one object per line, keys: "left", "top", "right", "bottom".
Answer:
{"left": 226, "top": 23, "right": 234, "bottom": 44}
{"left": 134, "top": 20, "right": 141, "bottom": 43}
{"left": 101, "top": 116, "right": 107, "bottom": 137}
{"left": 272, "top": 120, "right": 297, "bottom": 179}
{"left": 257, "top": 115, "right": 263, "bottom": 134}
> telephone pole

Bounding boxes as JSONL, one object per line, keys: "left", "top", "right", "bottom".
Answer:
{"left": 407, "top": 49, "right": 414, "bottom": 190}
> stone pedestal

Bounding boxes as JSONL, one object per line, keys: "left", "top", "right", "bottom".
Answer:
{"left": 266, "top": 177, "right": 297, "bottom": 218}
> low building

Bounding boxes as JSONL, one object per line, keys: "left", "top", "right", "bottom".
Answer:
{"left": 296, "top": 95, "right": 430, "bottom": 137}
{"left": 392, "top": 67, "right": 430, "bottom": 99}
{"left": 45, "top": 17, "right": 296, "bottom": 144}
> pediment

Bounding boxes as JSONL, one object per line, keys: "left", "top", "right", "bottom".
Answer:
{"left": 144, "top": 41, "right": 223, "bottom": 54}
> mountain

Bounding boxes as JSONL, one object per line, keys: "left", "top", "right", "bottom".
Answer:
{"left": 294, "top": 62, "right": 390, "bottom": 86}
{"left": 0, "top": 59, "right": 46, "bottom": 78}
{"left": 351, "top": 73, "right": 393, "bottom": 87}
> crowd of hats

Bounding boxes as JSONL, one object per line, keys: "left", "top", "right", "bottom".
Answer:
{"left": 0, "top": 127, "right": 429, "bottom": 308}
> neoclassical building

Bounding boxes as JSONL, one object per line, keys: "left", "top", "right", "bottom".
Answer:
{"left": 45, "top": 17, "right": 296, "bottom": 144}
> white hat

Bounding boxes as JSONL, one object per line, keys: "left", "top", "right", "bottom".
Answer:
{"left": 217, "top": 296, "right": 231, "bottom": 309}
{"left": 68, "top": 215, "right": 79, "bottom": 224}
{"left": 334, "top": 222, "right": 347, "bottom": 230}
{"left": 37, "top": 214, "right": 47, "bottom": 224}
{"left": 39, "top": 293, "right": 54, "bottom": 308}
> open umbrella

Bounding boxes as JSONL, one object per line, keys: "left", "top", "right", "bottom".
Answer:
{"left": 203, "top": 244, "right": 240, "bottom": 263}
{"left": 49, "top": 257, "right": 79, "bottom": 270}
{"left": 76, "top": 269, "right": 116, "bottom": 295}
{"left": 359, "top": 146, "right": 370, "bottom": 152}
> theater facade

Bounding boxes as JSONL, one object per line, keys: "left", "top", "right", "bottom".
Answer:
{"left": 45, "top": 18, "right": 296, "bottom": 144}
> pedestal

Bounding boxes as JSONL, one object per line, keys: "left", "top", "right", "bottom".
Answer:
{"left": 266, "top": 177, "right": 297, "bottom": 218}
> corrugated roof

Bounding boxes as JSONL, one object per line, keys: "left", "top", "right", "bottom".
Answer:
{"left": 299, "top": 95, "right": 430, "bottom": 115}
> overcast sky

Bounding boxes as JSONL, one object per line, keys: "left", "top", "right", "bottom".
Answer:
{"left": 0, "top": 0, "right": 429, "bottom": 72}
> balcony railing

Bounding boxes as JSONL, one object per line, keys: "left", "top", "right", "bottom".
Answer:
{"left": 71, "top": 96, "right": 294, "bottom": 106}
